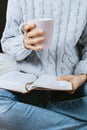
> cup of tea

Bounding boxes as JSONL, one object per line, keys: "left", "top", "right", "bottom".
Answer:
{"left": 19, "top": 18, "right": 54, "bottom": 48}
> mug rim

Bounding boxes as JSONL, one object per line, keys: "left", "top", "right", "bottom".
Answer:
{"left": 27, "top": 18, "right": 54, "bottom": 22}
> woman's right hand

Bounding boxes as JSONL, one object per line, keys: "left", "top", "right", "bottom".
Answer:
{"left": 23, "top": 23, "right": 45, "bottom": 50}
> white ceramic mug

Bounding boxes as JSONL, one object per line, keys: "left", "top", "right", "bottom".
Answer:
{"left": 19, "top": 18, "right": 54, "bottom": 48}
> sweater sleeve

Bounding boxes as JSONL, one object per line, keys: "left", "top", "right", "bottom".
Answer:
{"left": 74, "top": 22, "right": 87, "bottom": 75}
{"left": 1, "top": 0, "right": 32, "bottom": 61}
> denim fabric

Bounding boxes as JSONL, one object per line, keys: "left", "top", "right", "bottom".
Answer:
{"left": 0, "top": 83, "right": 87, "bottom": 130}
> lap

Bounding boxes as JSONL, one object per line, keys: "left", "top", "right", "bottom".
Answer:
{"left": 0, "top": 90, "right": 87, "bottom": 130}
{"left": 0, "top": 89, "right": 47, "bottom": 106}
{"left": 0, "top": 82, "right": 87, "bottom": 105}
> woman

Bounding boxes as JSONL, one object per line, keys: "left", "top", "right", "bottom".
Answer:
{"left": 0, "top": 0, "right": 87, "bottom": 129}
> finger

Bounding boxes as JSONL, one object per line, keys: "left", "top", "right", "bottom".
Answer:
{"left": 28, "top": 37, "right": 45, "bottom": 45}
{"left": 27, "top": 29, "right": 44, "bottom": 38}
{"left": 25, "top": 44, "right": 43, "bottom": 51}
{"left": 24, "top": 23, "right": 36, "bottom": 33}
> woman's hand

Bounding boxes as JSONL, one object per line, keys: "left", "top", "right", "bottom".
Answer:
{"left": 23, "top": 23, "right": 45, "bottom": 50}
{"left": 57, "top": 74, "right": 87, "bottom": 94}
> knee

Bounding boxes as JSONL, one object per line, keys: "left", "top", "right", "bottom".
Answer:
{"left": 0, "top": 95, "right": 15, "bottom": 114}
{"left": 0, "top": 90, "right": 16, "bottom": 114}
{"left": 0, "top": 95, "right": 16, "bottom": 128}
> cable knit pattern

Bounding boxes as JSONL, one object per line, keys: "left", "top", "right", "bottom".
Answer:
{"left": 1, "top": 0, "right": 87, "bottom": 77}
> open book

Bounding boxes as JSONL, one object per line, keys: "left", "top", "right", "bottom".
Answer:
{"left": 0, "top": 71, "right": 73, "bottom": 93}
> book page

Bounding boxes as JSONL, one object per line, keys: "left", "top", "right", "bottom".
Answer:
{"left": 0, "top": 71, "right": 37, "bottom": 93}
{"left": 28, "top": 75, "right": 72, "bottom": 91}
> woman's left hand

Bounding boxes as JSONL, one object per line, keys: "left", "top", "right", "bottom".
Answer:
{"left": 57, "top": 74, "right": 87, "bottom": 94}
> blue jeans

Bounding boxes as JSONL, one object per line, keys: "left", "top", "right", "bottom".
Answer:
{"left": 0, "top": 83, "right": 87, "bottom": 130}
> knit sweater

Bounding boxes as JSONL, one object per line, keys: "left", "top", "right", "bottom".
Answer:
{"left": 1, "top": 0, "right": 87, "bottom": 77}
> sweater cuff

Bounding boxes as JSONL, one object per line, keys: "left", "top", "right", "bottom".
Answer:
{"left": 74, "top": 60, "right": 87, "bottom": 75}
{"left": 10, "top": 35, "right": 32, "bottom": 61}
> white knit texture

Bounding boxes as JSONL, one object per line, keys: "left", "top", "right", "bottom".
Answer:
{"left": 1, "top": 0, "right": 87, "bottom": 76}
